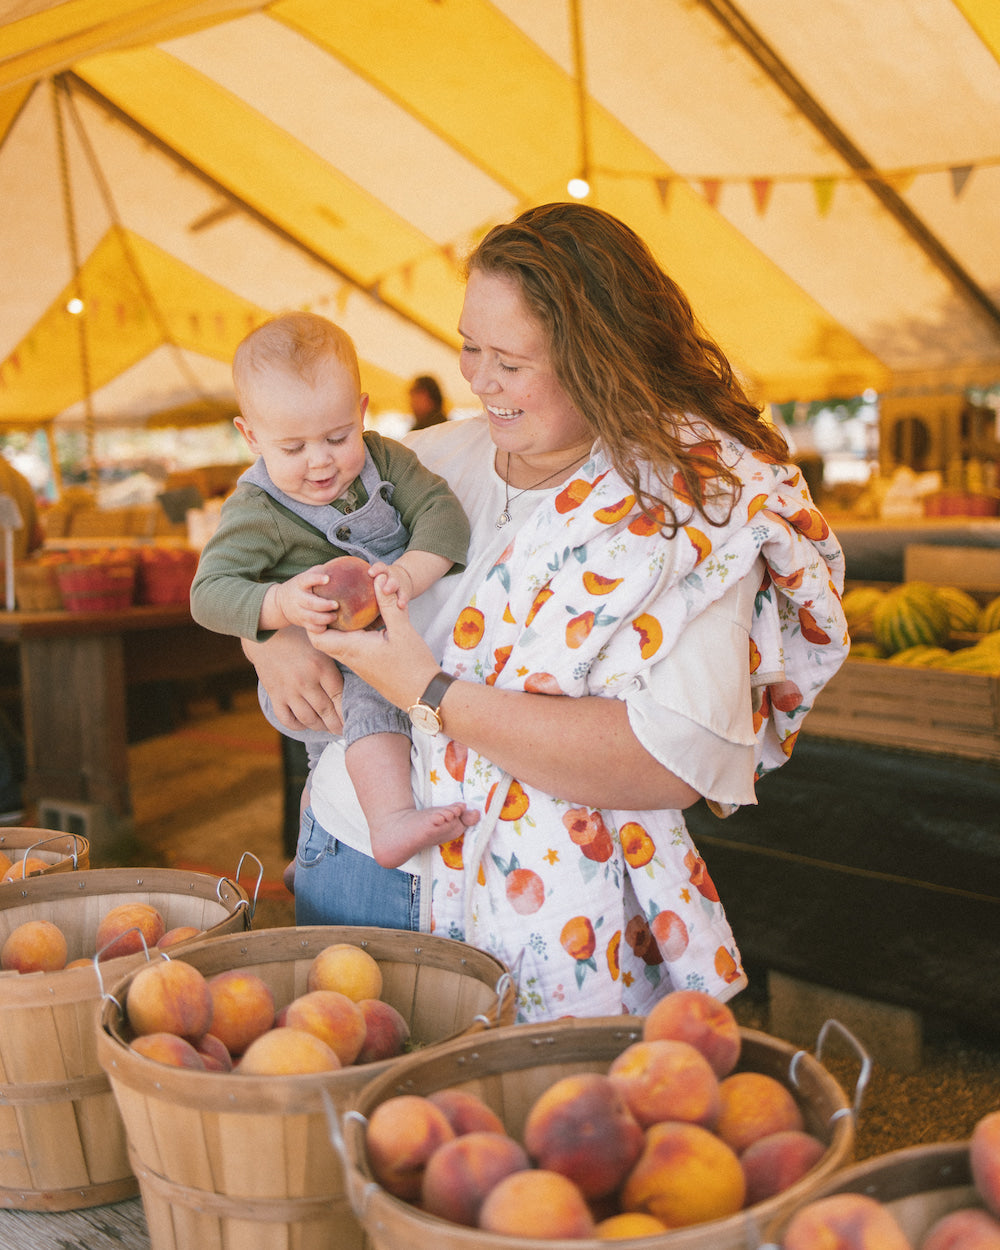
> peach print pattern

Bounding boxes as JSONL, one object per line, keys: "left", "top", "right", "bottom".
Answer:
{"left": 426, "top": 426, "right": 849, "bottom": 1022}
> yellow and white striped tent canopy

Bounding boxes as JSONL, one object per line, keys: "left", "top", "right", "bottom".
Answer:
{"left": 1, "top": 0, "right": 999, "bottom": 429}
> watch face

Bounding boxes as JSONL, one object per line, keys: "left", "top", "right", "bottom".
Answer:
{"left": 408, "top": 704, "right": 442, "bottom": 735}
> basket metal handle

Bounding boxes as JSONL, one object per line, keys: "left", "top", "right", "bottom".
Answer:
{"left": 789, "top": 1016, "right": 872, "bottom": 1124}
{"left": 25, "top": 833, "right": 87, "bottom": 867}
{"left": 321, "top": 1090, "right": 379, "bottom": 1221}
{"left": 235, "top": 851, "right": 264, "bottom": 920}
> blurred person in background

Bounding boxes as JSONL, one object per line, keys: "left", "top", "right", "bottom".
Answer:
{"left": 408, "top": 375, "right": 448, "bottom": 430}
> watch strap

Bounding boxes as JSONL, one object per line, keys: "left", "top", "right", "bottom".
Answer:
{"left": 418, "top": 672, "right": 456, "bottom": 714}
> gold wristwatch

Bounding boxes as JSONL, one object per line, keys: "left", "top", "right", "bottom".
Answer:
{"left": 407, "top": 672, "right": 456, "bottom": 735}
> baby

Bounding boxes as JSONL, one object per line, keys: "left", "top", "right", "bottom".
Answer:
{"left": 190, "top": 312, "right": 477, "bottom": 869}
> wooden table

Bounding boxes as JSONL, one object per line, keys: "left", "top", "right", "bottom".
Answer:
{"left": 0, "top": 604, "right": 248, "bottom": 838}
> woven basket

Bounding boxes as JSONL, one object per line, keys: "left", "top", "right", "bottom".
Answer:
{"left": 0, "top": 867, "right": 251, "bottom": 1210}
{"left": 763, "top": 1142, "right": 979, "bottom": 1246}
{"left": 340, "top": 1017, "right": 860, "bottom": 1250}
{"left": 98, "top": 925, "right": 515, "bottom": 1250}
{"left": 0, "top": 828, "right": 89, "bottom": 878}
{"left": 57, "top": 560, "right": 136, "bottom": 612}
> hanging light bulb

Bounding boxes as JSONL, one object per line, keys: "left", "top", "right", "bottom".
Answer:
{"left": 567, "top": 176, "right": 590, "bottom": 199}
{"left": 67, "top": 297, "right": 84, "bottom": 315}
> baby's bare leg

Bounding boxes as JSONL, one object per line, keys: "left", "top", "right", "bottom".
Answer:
{"left": 345, "top": 733, "right": 478, "bottom": 870}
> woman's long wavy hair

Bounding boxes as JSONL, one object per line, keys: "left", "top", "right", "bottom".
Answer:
{"left": 466, "top": 202, "right": 789, "bottom": 533}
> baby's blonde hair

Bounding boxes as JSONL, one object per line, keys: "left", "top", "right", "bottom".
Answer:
{"left": 233, "top": 312, "right": 361, "bottom": 406}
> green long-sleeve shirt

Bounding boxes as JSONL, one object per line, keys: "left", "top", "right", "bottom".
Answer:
{"left": 190, "top": 430, "right": 469, "bottom": 642}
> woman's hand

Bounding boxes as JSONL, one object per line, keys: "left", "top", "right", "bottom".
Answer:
{"left": 306, "top": 578, "right": 441, "bottom": 713}
{"left": 242, "top": 627, "right": 345, "bottom": 734}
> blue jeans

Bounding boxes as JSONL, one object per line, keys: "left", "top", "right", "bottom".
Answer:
{"left": 293, "top": 807, "right": 420, "bottom": 930}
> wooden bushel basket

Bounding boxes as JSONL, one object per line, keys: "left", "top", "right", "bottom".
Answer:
{"left": 339, "top": 1016, "right": 865, "bottom": 1250}
{"left": 98, "top": 926, "right": 515, "bottom": 1250}
{"left": 97, "top": 925, "right": 515, "bottom": 1250}
{"left": 0, "top": 829, "right": 89, "bottom": 877}
{"left": 762, "top": 1142, "right": 979, "bottom": 1247}
{"left": 0, "top": 866, "right": 251, "bottom": 1211}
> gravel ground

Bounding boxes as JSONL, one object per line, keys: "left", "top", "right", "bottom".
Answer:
{"left": 730, "top": 987, "right": 1000, "bottom": 1160}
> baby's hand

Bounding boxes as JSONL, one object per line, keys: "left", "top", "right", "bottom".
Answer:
{"left": 369, "top": 560, "right": 414, "bottom": 607}
{"left": 270, "top": 566, "right": 339, "bottom": 630}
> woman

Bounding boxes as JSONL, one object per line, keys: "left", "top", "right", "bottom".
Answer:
{"left": 249, "top": 203, "right": 848, "bottom": 1022}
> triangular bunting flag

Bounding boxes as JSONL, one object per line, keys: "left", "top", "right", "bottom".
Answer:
{"left": 701, "top": 178, "right": 721, "bottom": 208}
{"left": 750, "top": 178, "right": 773, "bottom": 214}
{"left": 654, "top": 177, "right": 671, "bottom": 208}
{"left": 883, "top": 170, "right": 915, "bottom": 195}
{"left": 813, "top": 177, "right": 836, "bottom": 216}
{"left": 950, "top": 165, "right": 973, "bottom": 198}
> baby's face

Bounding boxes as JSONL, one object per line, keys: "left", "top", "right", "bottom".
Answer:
{"left": 236, "top": 357, "right": 368, "bottom": 506}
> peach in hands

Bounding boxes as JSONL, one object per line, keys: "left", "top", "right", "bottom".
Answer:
{"left": 715, "top": 1070, "right": 805, "bottom": 1155}
{"left": 608, "top": 1037, "right": 721, "bottom": 1129}
{"left": 125, "top": 957, "right": 214, "bottom": 1042}
{"left": 642, "top": 988, "right": 742, "bottom": 1078}
{"left": 523, "top": 1072, "right": 644, "bottom": 1200}
{"left": 621, "top": 1120, "right": 745, "bottom": 1228}
{"left": 366, "top": 1094, "right": 455, "bottom": 1201}
{"left": 478, "top": 1169, "right": 595, "bottom": 1239}
{"left": 1, "top": 919, "right": 68, "bottom": 973}
{"left": 781, "top": 1192, "right": 912, "bottom": 1249}
{"left": 421, "top": 1130, "right": 530, "bottom": 1227}
{"left": 313, "top": 556, "right": 379, "bottom": 631}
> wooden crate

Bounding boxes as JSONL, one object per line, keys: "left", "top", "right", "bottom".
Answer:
{"left": 903, "top": 543, "right": 1000, "bottom": 594}
{"left": 805, "top": 657, "right": 1000, "bottom": 762}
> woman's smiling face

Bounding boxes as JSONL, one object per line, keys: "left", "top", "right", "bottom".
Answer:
{"left": 458, "top": 268, "right": 591, "bottom": 464}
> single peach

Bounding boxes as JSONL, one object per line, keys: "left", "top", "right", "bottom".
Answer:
{"left": 608, "top": 1038, "right": 721, "bottom": 1129}
{"left": 283, "top": 989, "right": 366, "bottom": 1066}
{"left": 206, "top": 969, "right": 276, "bottom": 1056}
{"left": 195, "top": 1032, "right": 233, "bottom": 1072}
{"left": 594, "top": 1211, "right": 669, "bottom": 1239}
{"left": 642, "top": 988, "right": 742, "bottom": 1078}
{"left": 428, "top": 1088, "right": 506, "bottom": 1137}
{"left": 0, "top": 851, "right": 11, "bottom": 877}
{"left": 781, "top": 1192, "right": 912, "bottom": 1249}
{"left": 313, "top": 556, "right": 379, "bottom": 631}
{"left": 478, "top": 1169, "right": 595, "bottom": 1239}
{"left": 365, "top": 1094, "right": 455, "bottom": 1201}
{"left": 125, "top": 957, "right": 214, "bottom": 1042}
{"left": 1, "top": 919, "right": 68, "bottom": 973}
{"left": 715, "top": 1071, "right": 805, "bottom": 1155}
{"left": 421, "top": 1130, "right": 530, "bottom": 1227}
{"left": 740, "top": 1129, "right": 826, "bottom": 1205}
{"left": 922, "top": 1206, "right": 1000, "bottom": 1250}
{"left": 306, "top": 941, "right": 383, "bottom": 1001}
{"left": 156, "top": 925, "right": 202, "bottom": 950}
{"left": 523, "top": 1072, "right": 644, "bottom": 1200}
{"left": 130, "top": 1032, "right": 206, "bottom": 1070}
{"left": 972, "top": 1110, "right": 1000, "bottom": 1219}
{"left": 621, "top": 1121, "right": 745, "bottom": 1228}
{"left": 237, "top": 1026, "right": 342, "bottom": 1076}
{"left": 355, "top": 998, "right": 410, "bottom": 1064}
{"left": 96, "top": 902, "right": 166, "bottom": 961}
{"left": 3, "top": 855, "right": 50, "bottom": 881}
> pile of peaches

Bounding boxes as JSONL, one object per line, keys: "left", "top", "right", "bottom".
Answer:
{"left": 0, "top": 901, "right": 207, "bottom": 973}
{"left": 362, "top": 989, "right": 832, "bottom": 1239}
{"left": 779, "top": 1109, "right": 1000, "bottom": 1249}
{"left": 118, "top": 937, "right": 410, "bottom": 1075}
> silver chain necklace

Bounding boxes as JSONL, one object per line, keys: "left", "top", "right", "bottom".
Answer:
{"left": 495, "top": 451, "right": 588, "bottom": 529}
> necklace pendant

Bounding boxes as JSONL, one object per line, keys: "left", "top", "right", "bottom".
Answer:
{"left": 495, "top": 510, "right": 511, "bottom": 529}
